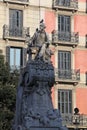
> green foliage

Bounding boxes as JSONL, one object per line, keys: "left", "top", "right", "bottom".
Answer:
{"left": 0, "top": 54, "right": 19, "bottom": 130}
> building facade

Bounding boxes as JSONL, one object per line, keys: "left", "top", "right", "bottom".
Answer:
{"left": 0, "top": 0, "right": 87, "bottom": 129}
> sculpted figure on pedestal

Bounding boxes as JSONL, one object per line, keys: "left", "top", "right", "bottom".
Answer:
{"left": 13, "top": 20, "right": 68, "bottom": 130}
{"left": 27, "top": 20, "right": 53, "bottom": 62}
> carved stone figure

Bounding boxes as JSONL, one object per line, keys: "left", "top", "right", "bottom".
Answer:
{"left": 27, "top": 20, "right": 53, "bottom": 62}
{"left": 13, "top": 20, "right": 68, "bottom": 130}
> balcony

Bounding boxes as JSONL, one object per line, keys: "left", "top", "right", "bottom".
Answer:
{"left": 10, "top": 65, "right": 24, "bottom": 73}
{"left": 3, "top": 25, "right": 29, "bottom": 41}
{"left": 53, "top": 0, "right": 78, "bottom": 12}
{"left": 62, "top": 114, "right": 87, "bottom": 128}
{"left": 52, "top": 30, "right": 79, "bottom": 47}
{"left": 55, "top": 69, "right": 80, "bottom": 84}
{"left": 4, "top": 0, "right": 29, "bottom": 5}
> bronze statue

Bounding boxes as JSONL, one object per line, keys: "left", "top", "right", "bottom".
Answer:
{"left": 27, "top": 20, "right": 53, "bottom": 62}
{"left": 13, "top": 20, "right": 68, "bottom": 130}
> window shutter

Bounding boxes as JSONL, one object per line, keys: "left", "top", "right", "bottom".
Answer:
{"left": 22, "top": 48, "right": 27, "bottom": 67}
{"left": 58, "top": 51, "right": 71, "bottom": 70}
{"left": 6, "top": 46, "right": 10, "bottom": 64}
{"left": 9, "top": 9, "right": 15, "bottom": 29}
{"left": 18, "top": 10, "right": 23, "bottom": 36}
{"left": 58, "top": 89, "right": 72, "bottom": 114}
{"left": 9, "top": 9, "right": 23, "bottom": 36}
{"left": 58, "top": 15, "right": 70, "bottom": 32}
{"left": 18, "top": 10, "right": 23, "bottom": 29}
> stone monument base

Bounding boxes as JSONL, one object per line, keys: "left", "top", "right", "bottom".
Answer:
{"left": 29, "top": 127, "right": 62, "bottom": 130}
{"left": 13, "top": 20, "right": 68, "bottom": 130}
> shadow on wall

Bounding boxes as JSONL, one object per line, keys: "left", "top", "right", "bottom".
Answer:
{"left": 85, "top": 35, "right": 87, "bottom": 48}
{"left": 85, "top": 72, "right": 87, "bottom": 85}
{"left": 86, "top": 0, "right": 87, "bottom": 13}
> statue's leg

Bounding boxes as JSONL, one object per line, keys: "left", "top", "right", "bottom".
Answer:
{"left": 39, "top": 44, "right": 46, "bottom": 58}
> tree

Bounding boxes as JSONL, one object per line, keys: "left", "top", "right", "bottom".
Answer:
{"left": 0, "top": 54, "right": 19, "bottom": 130}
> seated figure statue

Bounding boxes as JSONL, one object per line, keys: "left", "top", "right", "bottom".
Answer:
{"left": 27, "top": 20, "right": 53, "bottom": 62}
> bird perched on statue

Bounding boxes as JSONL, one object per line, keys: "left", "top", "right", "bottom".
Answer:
{"left": 39, "top": 19, "right": 46, "bottom": 29}
{"left": 40, "top": 19, "right": 44, "bottom": 23}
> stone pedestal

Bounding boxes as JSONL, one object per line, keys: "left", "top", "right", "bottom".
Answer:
{"left": 29, "top": 127, "right": 62, "bottom": 130}
{"left": 13, "top": 60, "right": 67, "bottom": 130}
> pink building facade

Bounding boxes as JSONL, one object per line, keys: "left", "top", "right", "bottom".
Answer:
{"left": 44, "top": 0, "right": 87, "bottom": 129}
{"left": 0, "top": 0, "right": 87, "bottom": 129}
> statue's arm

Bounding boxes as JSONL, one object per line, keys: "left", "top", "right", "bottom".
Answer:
{"left": 45, "top": 32, "right": 50, "bottom": 45}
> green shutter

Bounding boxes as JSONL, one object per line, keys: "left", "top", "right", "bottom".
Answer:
{"left": 6, "top": 46, "right": 10, "bottom": 64}
{"left": 9, "top": 9, "right": 23, "bottom": 36}
{"left": 22, "top": 48, "right": 27, "bottom": 66}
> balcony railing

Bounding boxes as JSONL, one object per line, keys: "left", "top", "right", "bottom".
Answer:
{"left": 52, "top": 30, "right": 79, "bottom": 47}
{"left": 10, "top": 66, "right": 80, "bottom": 83}
{"left": 55, "top": 69, "right": 80, "bottom": 83}
{"left": 10, "top": 65, "right": 21, "bottom": 72}
{"left": 4, "top": 0, "right": 29, "bottom": 5}
{"left": 3, "top": 25, "right": 29, "bottom": 41}
{"left": 53, "top": 0, "right": 78, "bottom": 11}
{"left": 10, "top": 65, "right": 26, "bottom": 74}
{"left": 62, "top": 114, "right": 87, "bottom": 128}
{"left": 16, "top": 0, "right": 29, "bottom": 1}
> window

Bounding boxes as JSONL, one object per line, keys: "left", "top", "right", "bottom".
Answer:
{"left": 10, "top": 47, "right": 22, "bottom": 70}
{"left": 58, "top": 89, "right": 72, "bottom": 114}
{"left": 58, "top": 15, "right": 71, "bottom": 41}
{"left": 58, "top": 50, "right": 71, "bottom": 79}
{"left": 58, "top": 0, "right": 70, "bottom": 6}
{"left": 9, "top": 9, "right": 23, "bottom": 37}
{"left": 6, "top": 46, "right": 27, "bottom": 70}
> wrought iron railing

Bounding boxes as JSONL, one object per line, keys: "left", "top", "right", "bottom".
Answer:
{"left": 53, "top": 0, "right": 78, "bottom": 10}
{"left": 55, "top": 69, "right": 80, "bottom": 81}
{"left": 62, "top": 114, "right": 87, "bottom": 127}
{"left": 16, "top": 0, "right": 29, "bottom": 2}
{"left": 4, "top": 0, "right": 29, "bottom": 2}
{"left": 52, "top": 30, "right": 79, "bottom": 44}
{"left": 3, "top": 24, "right": 29, "bottom": 40}
{"left": 10, "top": 65, "right": 21, "bottom": 72}
{"left": 10, "top": 67, "right": 80, "bottom": 81}
{"left": 10, "top": 65, "right": 25, "bottom": 73}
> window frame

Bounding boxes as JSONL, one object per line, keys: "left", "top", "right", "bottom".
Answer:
{"left": 9, "top": 9, "right": 23, "bottom": 37}
{"left": 6, "top": 46, "right": 27, "bottom": 70}
{"left": 10, "top": 47, "right": 23, "bottom": 70}
{"left": 58, "top": 14, "right": 71, "bottom": 42}
{"left": 58, "top": 89, "right": 72, "bottom": 114}
{"left": 58, "top": 50, "right": 71, "bottom": 79}
{"left": 58, "top": 15, "right": 71, "bottom": 32}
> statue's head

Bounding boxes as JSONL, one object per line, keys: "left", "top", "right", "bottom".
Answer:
{"left": 39, "top": 19, "right": 46, "bottom": 30}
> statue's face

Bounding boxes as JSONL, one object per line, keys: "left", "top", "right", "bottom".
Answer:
{"left": 40, "top": 25, "right": 45, "bottom": 31}
{"left": 39, "top": 23, "right": 46, "bottom": 31}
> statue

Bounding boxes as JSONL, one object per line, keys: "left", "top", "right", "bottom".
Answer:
{"left": 27, "top": 20, "right": 53, "bottom": 62}
{"left": 13, "top": 20, "right": 68, "bottom": 130}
